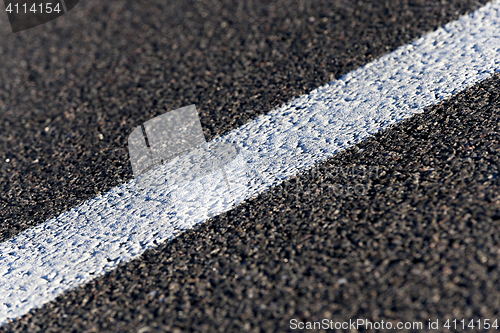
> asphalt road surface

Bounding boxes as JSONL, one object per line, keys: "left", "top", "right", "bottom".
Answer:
{"left": 1, "top": 0, "right": 499, "bottom": 332}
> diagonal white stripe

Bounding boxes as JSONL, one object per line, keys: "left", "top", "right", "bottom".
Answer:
{"left": 2, "top": 0, "right": 500, "bottom": 324}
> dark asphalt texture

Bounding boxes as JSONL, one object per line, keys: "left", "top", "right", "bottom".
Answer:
{"left": 1, "top": 0, "right": 499, "bottom": 332}
{"left": 4, "top": 71, "right": 500, "bottom": 332}
{"left": 0, "top": 0, "right": 489, "bottom": 241}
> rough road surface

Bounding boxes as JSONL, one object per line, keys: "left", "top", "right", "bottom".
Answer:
{"left": 1, "top": 0, "right": 499, "bottom": 332}
{"left": 0, "top": 0, "right": 488, "bottom": 241}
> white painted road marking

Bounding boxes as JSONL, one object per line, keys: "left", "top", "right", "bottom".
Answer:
{"left": 1, "top": 0, "right": 500, "bottom": 324}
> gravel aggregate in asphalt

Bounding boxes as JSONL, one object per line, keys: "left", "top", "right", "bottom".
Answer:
{"left": 3, "top": 72, "right": 500, "bottom": 332}
{"left": 0, "top": 0, "right": 489, "bottom": 241}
